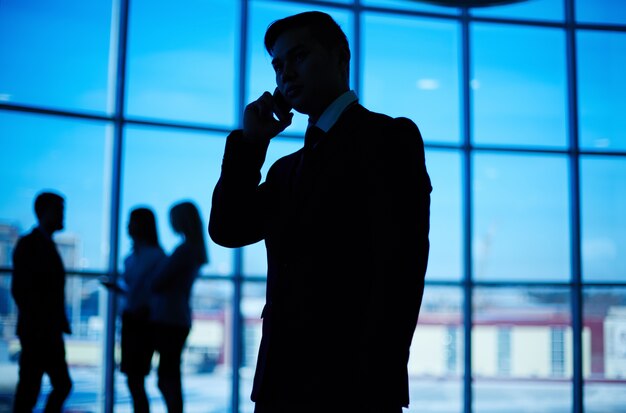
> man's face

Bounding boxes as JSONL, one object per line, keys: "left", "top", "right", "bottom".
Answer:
{"left": 51, "top": 202, "right": 65, "bottom": 232}
{"left": 271, "top": 27, "right": 348, "bottom": 119}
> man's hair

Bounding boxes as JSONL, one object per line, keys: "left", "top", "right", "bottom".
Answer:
{"left": 129, "top": 207, "right": 160, "bottom": 247}
{"left": 34, "top": 191, "right": 64, "bottom": 220}
{"left": 264, "top": 11, "right": 350, "bottom": 58}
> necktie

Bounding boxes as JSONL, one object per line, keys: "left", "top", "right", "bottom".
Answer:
{"left": 304, "top": 125, "right": 324, "bottom": 151}
{"left": 293, "top": 126, "right": 325, "bottom": 199}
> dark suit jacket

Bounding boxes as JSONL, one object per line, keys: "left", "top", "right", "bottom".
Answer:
{"left": 210, "top": 104, "right": 431, "bottom": 408}
{"left": 11, "top": 228, "right": 71, "bottom": 339}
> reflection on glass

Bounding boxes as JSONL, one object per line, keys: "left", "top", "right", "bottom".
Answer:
{"left": 580, "top": 157, "right": 626, "bottom": 282}
{"left": 576, "top": 0, "right": 626, "bottom": 25}
{"left": 472, "top": 153, "right": 570, "bottom": 281}
{"left": 406, "top": 286, "right": 463, "bottom": 413}
{"left": 470, "top": 0, "right": 563, "bottom": 22}
{"left": 424, "top": 150, "right": 462, "bottom": 281}
{"left": 577, "top": 31, "right": 626, "bottom": 151}
{"left": 473, "top": 287, "right": 572, "bottom": 413}
{"left": 121, "top": 126, "right": 232, "bottom": 276}
{"left": 247, "top": 1, "right": 354, "bottom": 134}
{"left": 242, "top": 137, "right": 302, "bottom": 277}
{"left": 471, "top": 23, "right": 567, "bottom": 148}
{"left": 125, "top": 0, "right": 237, "bottom": 126}
{"left": 363, "top": 13, "right": 460, "bottom": 144}
{"left": 0, "top": 274, "right": 107, "bottom": 412}
{"left": 0, "top": 0, "right": 112, "bottom": 113}
{"left": 583, "top": 287, "right": 626, "bottom": 413}
{"left": 0, "top": 111, "right": 109, "bottom": 271}
{"left": 112, "top": 279, "right": 233, "bottom": 412}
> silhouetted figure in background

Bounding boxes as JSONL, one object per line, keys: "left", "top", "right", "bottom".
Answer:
{"left": 103, "top": 207, "right": 165, "bottom": 413}
{"left": 209, "top": 11, "right": 431, "bottom": 413}
{"left": 11, "top": 191, "right": 72, "bottom": 413}
{"left": 150, "top": 201, "right": 208, "bottom": 413}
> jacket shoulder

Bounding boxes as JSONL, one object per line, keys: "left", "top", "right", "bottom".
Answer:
{"left": 13, "top": 231, "right": 39, "bottom": 256}
{"left": 347, "top": 105, "right": 421, "bottom": 136}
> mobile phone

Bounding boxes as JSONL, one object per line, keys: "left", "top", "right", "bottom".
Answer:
{"left": 273, "top": 87, "right": 292, "bottom": 122}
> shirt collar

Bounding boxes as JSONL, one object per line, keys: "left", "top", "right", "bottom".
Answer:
{"left": 309, "top": 90, "right": 358, "bottom": 133}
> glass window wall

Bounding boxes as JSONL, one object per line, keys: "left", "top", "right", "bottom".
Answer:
{"left": 1, "top": 0, "right": 624, "bottom": 412}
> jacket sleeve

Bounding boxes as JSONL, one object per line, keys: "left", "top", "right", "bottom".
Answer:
{"left": 209, "top": 130, "right": 272, "bottom": 248}
{"left": 363, "top": 116, "right": 432, "bottom": 393}
{"left": 11, "top": 237, "right": 32, "bottom": 312}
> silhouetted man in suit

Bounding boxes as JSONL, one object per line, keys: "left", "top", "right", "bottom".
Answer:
{"left": 209, "top": 11, "right": 431, "bottom": 413}
{"left": 11, "top": 191, "right": 72, "bottom": 413}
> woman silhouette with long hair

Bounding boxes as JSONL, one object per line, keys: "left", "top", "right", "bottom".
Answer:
{"left": 150, "top": 201, "right": 208, "bottom": 413}
{"left": 117, "top": 207, "right": 165, "bottom": 413}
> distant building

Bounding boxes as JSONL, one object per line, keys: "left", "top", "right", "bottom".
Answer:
{"left": 0, "top": 223, "right": 20, "bottom": 267}
{"left": 0, "top": 221, "right": 81, "bottom": 269}
{"left": 55, "top": 233, "right": 81, "bottom": 270}
{"left": 0, "top": 223, "right": 20, "bottom": 319}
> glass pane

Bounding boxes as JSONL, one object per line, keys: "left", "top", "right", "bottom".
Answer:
{"left": 363, "top": 13, "right": 461, "bottom": 144}
{"left": 581, "top": 156, "right": 626, "bottom": 282}
{"left": 0, "top": 274, "right": 107, "bottom": 412}
{"left": 0, "top": 0, "right": 112, "bottom": 113}
{"left": 242, "top": 137, "right": 303, "bottom": 278}
{"left": 406, "top": 286, "right": 463, "bottom": 413}
{"left": 0, "top": 111, "right": 110, "bottom": 271}
{"left": 0, "top": 274, "right": 17, "bottom": 411}
{"left": 577, "top": 31, "right": 626, "bottom": 151}
{"left": 361, "top": 0, "right": 460, "bottom": 15}
{"left": 424, "top": 150, "right": 462, "bottom": 281}
{"left": 125, "top": 0, "right": 238, "bottom": 126}
{"left": 247, "top": 0, "right": 354, "bottom": 134}
{"left": 473, "top": 287, "right": 572, "bottom": 413}
{"left": 471, "top": 23, "right": 567, "bottom": 148}
{"left": 576, "top": 0, "right": 626, "bottom": 25}
{"left": 121, "top": 126, "right": 232, "bottom": 276}
{"left": 241, "top": 281, "right": 266, "bottom": 413}
{"left": 471, "top": 0, "right": 564, "bottom": 22}
{"left": 112, "top": 279, "right": 233, "bottom": 412}
{"left": 472, "top": 153, "right": 570, "bottom": 281}
{"left": 584, "top": 287, "right": 626, "bottom": 413}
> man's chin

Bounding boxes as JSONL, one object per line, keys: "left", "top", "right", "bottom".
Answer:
{"left": 291, "top": 101, "right": 312, "bottom": 116}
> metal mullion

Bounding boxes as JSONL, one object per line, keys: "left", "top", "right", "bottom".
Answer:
{"left": 103, "top": 0, "right": 130, "bottom": 411}
{"left": 0, "top": 102, "right": 112, "bottom": 122}
{"left": 460, "top": 7, "right": 474, "bottom": 413}
{"left": 564, "top": 0, "right": 584, "bottom": 412}
{"left": 353, "top": 0, "right": 362, "bottom": 97}
{"left": 231, "top": 2, "right": 251, "bottom": 412}
{"left": 575, "top": 22, "right": 626, "bottom": 33}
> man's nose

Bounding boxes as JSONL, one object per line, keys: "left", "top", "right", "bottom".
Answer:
{"left": 281, "top": 62, "right": 296, "bottom": 82}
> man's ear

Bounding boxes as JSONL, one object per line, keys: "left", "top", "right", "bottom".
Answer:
{"left": 334, "top": 45, "right": 350, "bottom": 82}
{"left": 337, "top": 45, "right": 350, "bottom": 69}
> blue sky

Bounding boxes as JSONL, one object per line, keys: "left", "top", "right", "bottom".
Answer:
{"left": 1, "top": 0, "right": 625, "bottom": 283}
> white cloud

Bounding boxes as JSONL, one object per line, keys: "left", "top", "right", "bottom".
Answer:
{"left": 416, "top": 78, "right": 439, "bottom": 90}
{"left": 583, "top": 238, "right": 617, "bottom": 259}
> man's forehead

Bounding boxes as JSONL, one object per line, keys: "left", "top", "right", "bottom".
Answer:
{"left": 270, "top": 27, "right": 316, "bottom": 58}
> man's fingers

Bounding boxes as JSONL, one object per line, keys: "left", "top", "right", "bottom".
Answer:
{"left": 243, "top": 91, "right": 292, "bottom": 142}
{"left": 276, "top": 112, "right": 293, "bottom": 132}
{"left": 245, "top": 92, "right": 273, "bottom": 120}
